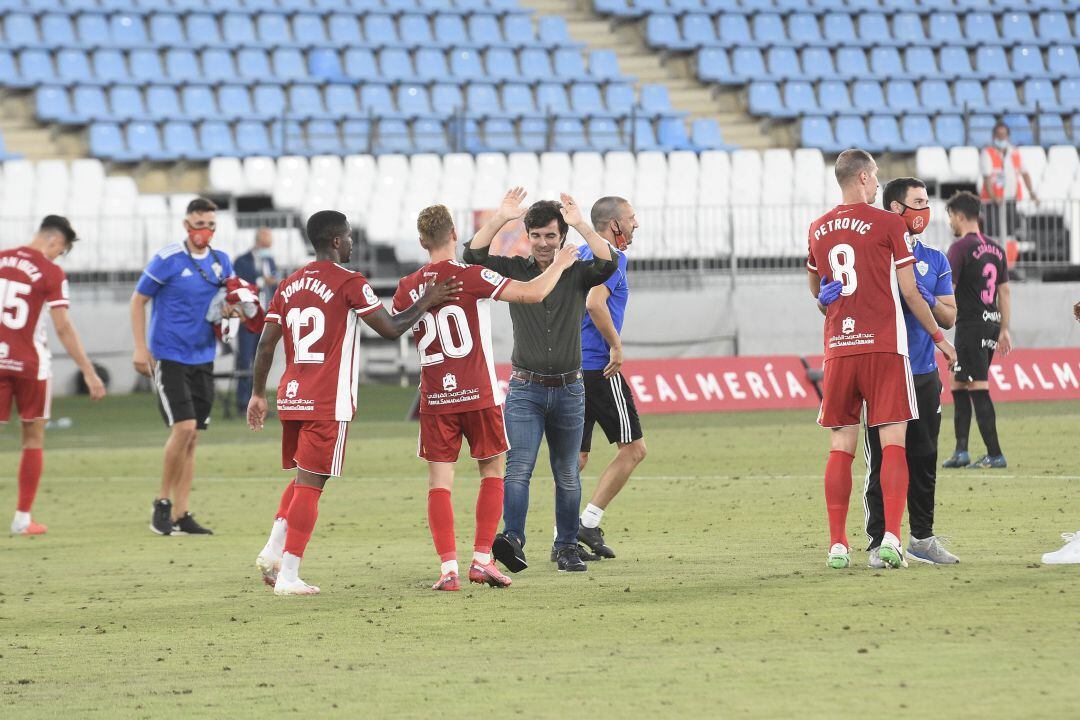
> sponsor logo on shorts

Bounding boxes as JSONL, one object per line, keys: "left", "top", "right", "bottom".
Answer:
{"left": 982, "top": 310, "right": 1002, "bottom": 323}
{"left": 286, "top": 380, "right": 299, "bottom": 399}
{"left": 442, "top": 373, "right": 457, "bottom": 392}
{"left": 981, "top": 338, "right": 998, "bottom": 350}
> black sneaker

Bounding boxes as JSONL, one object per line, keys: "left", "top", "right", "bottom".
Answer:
{"left": 172, "top": 512, "right": 214, "bottom": 535}
{"left": 550, "top": 544, "right": 600, "bottom": 562}
{"left": 150, "top": 499, "right": 172, "bottom": 536}
{"left": 492, "top": 532, "right": 528, "bottom": 573}
{"left": 556, "top": 545, "right": 588, "bottom": 573}
{"left": 578, "top": 523, "right": 616, "bottom": 559}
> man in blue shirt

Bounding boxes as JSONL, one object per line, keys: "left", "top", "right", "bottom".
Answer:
{"left": 819, "top": 178, "right": 959, "bottom": 566}
{"left": 232, "top": 227, "right": 279, "bottom": 415}
{"left": 575, "top": 196, "right": 646, "bottom": 560}
{"left": 131, "top": 197, "right": 234, "bottom": 536}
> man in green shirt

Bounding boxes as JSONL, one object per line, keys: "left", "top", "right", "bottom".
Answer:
{"left": 463, "top": 189, "right": 617, "bottom": 573}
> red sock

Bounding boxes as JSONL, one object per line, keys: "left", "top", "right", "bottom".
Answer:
{"left": 275, "top": 480, "right": 295, "bottom": 520}
{"left": 824, "top": 450, "right": 854, "bottom": 547}
{"left": 473, "top": 477, "right": 504, "bottom": 555}
{"left": 427, "top": 488, "right": 456, "bottom": 562}
{"left": 283, "top": 484, "right": 322, "bottom": 558}
{"left": 881, "top": 445, "right": 910, "bottom": 542}
{"left": 17, "top": 448, "right": 43, "bottom": 513}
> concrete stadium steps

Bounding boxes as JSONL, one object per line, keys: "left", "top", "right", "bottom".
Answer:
{"left": 520, "top": 0, "right": 778, "bottom": 150}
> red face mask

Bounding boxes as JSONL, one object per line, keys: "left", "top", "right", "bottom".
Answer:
{"left": 899, "top": 204, "right": 931, "bottom": 236}
{"left": 187, "top": 226, "right": 214, "bottom": 250}
{"left": 611, "top": 221, "right": 629, "bottom": 251}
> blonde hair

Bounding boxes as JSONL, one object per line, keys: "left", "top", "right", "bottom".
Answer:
{"left": 417, "top": 205, "right": 455, "bottom": 250}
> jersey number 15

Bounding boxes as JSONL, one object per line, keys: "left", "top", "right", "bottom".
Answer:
{"left": 0, "top": 279, "right": 32, "bottom": 330}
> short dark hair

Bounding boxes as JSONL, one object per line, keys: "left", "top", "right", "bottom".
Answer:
{"left": 306, "top": 210, "right": 350, "bottom": 251}
{"left": 993, "top": 121, "right": 1009, "bottom": 135}
{"left": 590, "top": 196, "right": 628, "bottom": 230}
{"left": 186, "top": 197, "right": 217, "bottom": 215}
{"left": 834, "top": 148, "right": 875, "bottom": 187}
{"left": 882, "top": 177, "right": 926, "bottom": 212}
{"left": 946, "top": 190, "right": 982, "bottom": 221}
{"left": 523, "top": 200, "right": 567, "bottom": 239}
{"left": 39, "top": 215, "right": 77, "bottom": 246}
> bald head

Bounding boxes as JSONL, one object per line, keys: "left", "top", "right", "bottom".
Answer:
{"left": 834, "top": 148, "right": 879, "bottom": 204}
{"left": 590, "top": 196, "right": 628, "bottom": 229}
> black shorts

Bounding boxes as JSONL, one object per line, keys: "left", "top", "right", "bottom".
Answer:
{"left": 954, "top": 322, "right": 1000, "bottom": 383}
{"left": 581, "top": 370, "right": 643, "bottom": 453}
{"left": 153, "top": 360, "right": 214, "bottom": 430}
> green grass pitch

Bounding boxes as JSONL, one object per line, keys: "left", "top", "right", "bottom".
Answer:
{"left": 1, "top": 389, "right": 1078, "bottom": 718}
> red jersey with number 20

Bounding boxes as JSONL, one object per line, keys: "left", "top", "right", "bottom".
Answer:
{"left": 0, "top": 246, "right": 69, "bottom": 380}
{"left": 265, "top": 261, "right": 382, "bottom": 422}
{"left": 393, "top": 261, "right": 510, "bottom": 415}
{"left": 806, "top": 203, "right": 915, "bottom": 361}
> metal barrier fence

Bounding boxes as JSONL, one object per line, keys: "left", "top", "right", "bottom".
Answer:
{"left": 2, "top": 199, "right": 1076, "bottom": 282}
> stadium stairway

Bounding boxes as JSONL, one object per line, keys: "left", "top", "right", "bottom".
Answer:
{"left": 0, "top": 90, "right": 83, "bottom": 162}
{"left": 519, "top": 0, "right": 776, "bottom": 150}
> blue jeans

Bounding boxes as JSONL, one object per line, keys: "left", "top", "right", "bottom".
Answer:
{"left": 235, "top": 327, "right": 259, "bottom": 413}
{"left": 502, "top": 375, "right": 585, "bottom": 549}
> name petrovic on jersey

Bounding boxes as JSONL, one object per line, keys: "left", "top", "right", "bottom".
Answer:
{"left": 281, "top": 275, "right": 336, "bottom": 304}
{"left": 813, "top": 218, "right": 873, "bottom": 240}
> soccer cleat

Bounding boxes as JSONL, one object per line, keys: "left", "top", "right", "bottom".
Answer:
{"left": 555, "top": 545, "right": 588, "bottom": 573}
{"left": 941, "top": 451, "right": 970, "bottom": 469}
{"left": 867, "top": 546, "right": 886, "bottom": 569}
{"left": 908, "top": 536, "right": 960, "bottom": 564}
{"left": 577, "top": 522, "right": 616, "bottom": 559}
{"left": 150, "top": 498, "right": 173, "bottom": 536}
{"left": 492, "top": 532, "right": 528, "bottom": 573}
{"left": 171, "top": 512, "right": 214, "bottom": 535}
{"left": 273, "top": 577, "right": 320, "bottom": 596}
{"left": 966, "top": 454, "right": 1007, "bottom": 469}
{"left": 11, "top": 520, "right": 47, "bottom": 536}
{"left": 256, "top": 554, "right": 280, "bottom": 587}
{"left": 1041, "top": 531, "right": 1080, "bottom": 565}
{"left": 878, "top": 533, "right": 909, "bottom": 569}
{"left": 550, "top": 544, "right": 600, "bottom": 562}
{"left": 468, "top": 561, "right": 512, "bottom": 588}
{"left": 431, "top": 572, "right": 461, "bottom": 591}
{"left": 827, "top": 543, "right": 850, "bottom": 569}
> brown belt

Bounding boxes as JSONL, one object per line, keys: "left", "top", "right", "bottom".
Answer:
{"left": 511, "top": 368, "right": 582, "bottom": 387}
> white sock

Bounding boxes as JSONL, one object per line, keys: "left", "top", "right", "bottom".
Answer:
{"left": 279, "top": 552, "right": 301, "bottom": 583}
{"left": 263, "top": 518, "right": 286, "bottom": 558}
{"left": 473, "top": 552, "right": 491, "bottom": 565}
{"left": 580, "top": 503, "right": 604, "bottom": 529}
{"left": 440, "top": 560, "right": 459, "bottom": 575}
{"left": 553, "top": 525, "right": 558, "bottom": 542}
{"left": 13, "top": 511, "right": 30, "bottom": 529}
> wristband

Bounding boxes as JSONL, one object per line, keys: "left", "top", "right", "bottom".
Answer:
{"left": 931, "top": 329, "right": 944, "bottom": 343}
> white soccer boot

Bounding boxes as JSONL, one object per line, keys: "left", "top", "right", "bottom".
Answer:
{"left": 1042, "top": 531, "right": 1080, "bottom": 565}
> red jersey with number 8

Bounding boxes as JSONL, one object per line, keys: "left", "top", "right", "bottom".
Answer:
{"left": 806, "top": 203, "right": 915, "bottom": 361}
{"left": 393, "top": 260, "right": 510, "bottom": 414}
{"left": 265, "top": 261, "right": 382, "bottom": 422}
{"left": 0, "top": 246, "right": 69, "bottom": 380}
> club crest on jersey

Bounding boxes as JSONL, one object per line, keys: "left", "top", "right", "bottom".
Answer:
{"left": 480, "top": 268, "right": 503, "bottom": 287}
{"left": 363, "top": 284, "right": 378, "bottom": 306}
{"left": 285, "top": 380, "right": 299, "bottom": 399}
{"left": 0, "top": 342, "right": 8, "bottom": 359}
{"left": 842, "top": 317, "right": 855, "bottom": 335}
{"left": 442, "top": 373, "right": 458, "bottom": 392}
{"left": 917, "top": 261, "right": 929, "bottom": 276}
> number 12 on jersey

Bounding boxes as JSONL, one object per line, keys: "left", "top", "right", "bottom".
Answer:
{"left": 286, "top": 307, "right": 325, "bottom": 363}
{"left": 828, "top": 243, "right": 858, "bottom": 296}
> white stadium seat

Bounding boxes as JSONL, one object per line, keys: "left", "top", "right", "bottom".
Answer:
{"left": 915, "top": 147, "right": 950, "bottom": 184}
{"left": 698, "top": 151, "right": 731, "bottom": 206}
{"left": 33, "top": 160, "right": 71, "bottom": 218}
{"left": 793, "top": 148, "right": 825, "bottom": 207}
{"left": 507, "top": 152, "right": 540, "bottom": 199}
{"left": 634, "top": 151, "right": 667, "bottom": 203}
{"left": 949, "top": 146, "right": 980, "bottom": 183}
{"left": 603, "top": 152, "right": 635, "bottom": 200}
{"left": 242, "top": 156, "right": 276, "bottom": 195}
{"left": 538, "top": 152, "right": 571, "bottom": 200}
{"left": 570, "top": 152, "right": 603, "bottom": 211}
{"left": 823, "top": 164, "right": 842, "bottom": 205}
{"left": 665, "top": 151, "right": 699, "bottom": 207}
{"left": 208, "top": 157, "right": 245, "bottom": 195}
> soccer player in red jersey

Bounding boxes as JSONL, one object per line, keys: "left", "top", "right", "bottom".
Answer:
{"left": 393, "top": 191, "right": 580, "bottom": 591}
{"left": 806, "top": 150, "right": 957, "bottom": 570}
{"left": 247, "top": 211, "right": 460, "bottom": 596}
{"left": 0, "top": 216, "right": 105, "bottom": 535}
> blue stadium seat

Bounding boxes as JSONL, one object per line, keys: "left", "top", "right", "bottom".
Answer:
{"left": 76, "top": 14, "right": 110, "bottom": 48}
{"left": 976, "top": 47, "right": 1018, "bottom": 80}
{"left": 375, "top": 119, "right": 411, "bottom": 154}
{"left": 537, "top": 16, "right": 573, "bottom": 47}
{"left": 939, "top": 46, "right": 978, "bottom": 80}
{"left": 697, "top": 48, "right": 733, "bottom": 83}
{"left": 504, "top": 15, "right": 540, "bottom": 48}
{"left": 199, "top": 121, "right": 235, "bottom": 157}
{"left": 109, "top": 85, "right": 146, "bottom": 121}
{"left": 325, "top": 84, "right": 360, "bottom": 116}
{"left": 1037, "top": 12, "right": 1072, "bottom": 45}
{"left": 857, "top": 14, "right": 896, "bottom": 48}
{"left": 450, "top": 49, "right": 484, "bottom": 79}
{"left": 1002, "top": 113, "right": 1033, "bottom": 145}
{"left": 396, "top": 84, "right": 431, "bottom": 115}
{"left": 1024, "top": 79, "right": 1061, "bottom": 112}
{"left": 1012, "top": 45, "right": 1050, "bottom": 79}
{"left": 248, "top": 84, "right": 283, "bottom": 119}
{"left": 967, "top": 114, "right": 996, "bottom": 147}
{"left": 411, "top": 48, "right": 447, "bottom": 81}
{"left": 91, "top": 49, "right": 128, "bottom": 84}
{"left": 41, "top": 14, "right": 78, "bottom": 47}
{"left": 891, "top": 13, "right": 925, "bottom": 47}
{"left": 360, "top": 84, "right": 394, "bottom": 114}
{"left": 885, "top": 80, "right": 918, "bottom": 111}
{"left": 783, "top": 80, "right": 819, "bottom": 114}
{"left": 929, "top": 14, "right": 966, "bottom": 48}
{"left": 787, "top": 13, "right": 822, "bottom": 46}
{"left": 344, "top": 48, "right": 378, "bottom": 79}
{"left": 408, "top": 118, "right": 445, "bottom": 154}
{"left": 309, "top": 49, "right": 344, "bottom": 81}
{"left": 72, "top": 86, "right": 108, "bottom": 122}
{"left": 1036, "top": 114, "right": 1068, "bottom": 145}
{"left": 965, "top": 12, "right": 1002, "bottom": 45}
{"left": 588, "top": 117, "right": 621, "bottom": 151}
{"left": 57, "top": 49, "right": 92, "bottom": 84}
{"left": 800, "top": 47, "right": 836, "bottom": 81}
{"left": 536, "top": 82, "right": 570, "bottom": 113}
{"left": 681, "top": 13, "right": 719, "bottom": 48}
{"left": 953, "top": 79, "right": 986, "bottom": 109}
{"left": 627, "top": 117, "right": 660, "bottom": 152}
{"left": 870, "top": 47, "right": 902, "bottom": 80}
{"left": 657, "top": 117, "right": 691, "bottom": 151}
{"left": 594, "top": 0, "right": 630, "bottom": 15}
{"left": 748, "top": 81, "right": 788, "bottom": 117}
{"left": 379, "top": 48, "right": 414, "bottom": 81}
{"left": 800, "top": 116, "right": 835, "bottom": 151}
{"left": 289, "top": 84, "right": 328, "bottom": 119}
{"left": 182, "top": 85, "right": 219, "bottom": 121}
{"left": 553, "top": 48, "right": 587, "bottom": 80}
{"left": 919, "top": 80, "right": 952, "bottom": 112}
{"left": 767, "top": 47, "right": 803, "bottom": 80}
{"left": 484, "top": 47, "right": 519, "bottom": 81}
{"left": 1057, "top": 78, "right": 1080, "bottom": 111}
{"left": 901, "top": 115, "right": 934, "bottom": 149}
{"left": 222, "top": 13, "right": 257, "bottom": 46}
{"left": 604, "top": 83, "right": 634, "bottom": 115}
{"left": 303, "top": 120, "right": 342, "bottom": 155}
{"left": 185, "top": 14, "right": 223, "bottom": 47}
{"left": 36, "top": 86, "right": 70, "bottom": 123}
{"left": 835, "top": 116, "right": 871, "bottom": 150}
{"left": 717, "top": 15, "right": 753, "bottom": 47}
{"left": 519, "top": 48, "right": 553, "bottom": 79}
{"left": 400, "top": 14, "right": 433, "bottom": 47}
{"left": 691, "top": 118, "right": 730, "bottom": 150}
{"left": 467, "top": 14, "right": 503, "bottom": 46}
{"left": 833, "top": 47, "right": 869, "bottom": 81}
{"left": 645, "top": 15, "right": 679, "bottom": 50}
{"left": 818, "top": 80, "right": 850, "bottom": 113}
{"left": 431, "top": 83, "right": 463, "bottom": 114}
{"left": 201, "top": 49, "right": 237, "bottom": 83}
{"left": 904, "top": 47, "right": 938, "bottom": 78}
{"left": 751, "top": 13, "right": 786, "bottom": 45}
{"left": 851, "top": 80, "right": 889, "bottom": 114}
{"left": 342, "top": 119, "right": 371, "bottom": 153}
{"left": 640, "top": 84, "right": 674, "bottom": 115}
{"left": 236, "top": 120, "right": 272, "bottom": 156}
{"left": 293, "top": 14, "right": 328, "bottom": 46}
{"left": 504, "top": 83, "right": 536, "bottom": 114}
{"left": 433, "top": 15, "right": 468, "bottom": 46}
{"left": 1002, "top": 12, "right": 1037, "bottom": 43}
{"left": 0, "top": 51, "right": 25, "bottom": 89}
{"left": 935, "top": 115, "right": 965, "bottom": 147}
{"left": 483, "top": 118, "right": 517, "bottom": 151}
{"left": 126, "top": 122, "right": 165, "bottom": 161}
{"left": 163, "top": 121, "right": 203, "bottom": 160}
{"left": 128, "top": 49, "right": 164, "bottom": 85}
{"left": 570, "top": 83, "right": 605, "bottom": 116}
{"left": 238, "top": 49, "right": 273, "bottom": 82}
{"left": 273, "top": 49, "right": 307, "bottom": 81}
{"left": 148, "top": 14, "right": 184, "bottom": 48}
{"left": 110, "top": 13, "right": 148, "bottom": 47}
{"left": 18, "top": 50, "right": 54, "bottom": 85}
{"left": 328, "top": 14, "right": 362, "bottom": 44}
{"left": 364, "top": 15, "right": 399, "bottom": 46}
{"left": 89, "top": 123, "right": 125, "bottom": 160}
{"left": 731, "top": 47, "right": 765, "bottom": 81}
{"left": 823, "top": 14, "right": 860, "bottom": 47}
{"left": 589, "top": 50, "right": 622, "bottom": 80}
{"left": 145, "top": 85, "right": 182, "bottom": 121}
{"left": 986, "top": 79, "right": 1021, "bottom": 111}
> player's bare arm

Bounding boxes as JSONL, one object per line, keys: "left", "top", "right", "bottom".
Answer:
{"left": 247, "top": 321, "right": 283, "bottom": 431}
{"left": 468, "top": 187, "right": 528, "bottom": 251}
{"left": 998, "top": 283, "right": 1013, "bottom": 356}
{"left": 363, "top": 277, "right": 463, "bottom": 340}
{"left": 933, "top": 293, "right": 957, "bottom": 329}
{"left": 129, "top": 291, "right": 154, "bottom": 377}
{"left": 898, "top": 264, "right": 957, "bottom": 367}
{"left": 49, "top": 306, "right": 106, "bottom": 401}
{"left": 807, "top": 270, "right": 820, "bottom": 298}
{"left": 585, "top": 284, "right": 624, "bottom": 378}
{"left": 560, "top": 193, "right": 612, "bottom": 261}
{"left": 500, "top": 243, "right": 579, "bottom": 304}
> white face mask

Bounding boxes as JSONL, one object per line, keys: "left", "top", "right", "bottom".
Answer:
{"left": 994, "top": 138, "right": 1009, "bottom": 150}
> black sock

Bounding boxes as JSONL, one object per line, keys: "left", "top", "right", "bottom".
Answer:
{"left": 970, "top": 390, "right": 1002, "bottom": 457}
{"left": 952, "top": 390, "right": 972, "bottom": 453}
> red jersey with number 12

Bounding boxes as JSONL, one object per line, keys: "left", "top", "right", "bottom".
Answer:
{"left": 806, "top": 203, "right": 915, "bottom": 361}
{"left": 393, "top": 261, "right": 510, "bottom": 414}
{"left": 265, "top": 261, "right": 382, "bottom": 421}
{"left": 0, "top": 246, "right": 69, "bottom": 380}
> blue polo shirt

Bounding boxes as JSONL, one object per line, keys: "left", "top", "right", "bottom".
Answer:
{"left": 579, "top": 244, "right": 629, "bottom": 371}
{"left": 904, "top": 240, "right": 953, "bottom": 376}
{"left": 136, "top": 242, "right": 234, "bottom": 366}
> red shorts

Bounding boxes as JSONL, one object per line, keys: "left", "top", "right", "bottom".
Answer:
{"left": 0, "top": 374, "right": 51, "bottom": 423}
{"left": 818, "top": 353, "right": 918, "bottom": 428}
{"left": 418, "top": 405, "right": 509, "bottom": 463}
{"left": 281, "top": 419, "right": 349, "bottom": 477}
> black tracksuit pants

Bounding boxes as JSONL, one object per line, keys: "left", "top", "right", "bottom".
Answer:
{"left": 863, "top": 371, "right": 941, "bottom": 549}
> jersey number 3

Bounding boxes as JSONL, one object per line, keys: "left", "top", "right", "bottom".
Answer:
{"left": 827, "top": 243, "right": 858, "bottom": 296}
{"left": 286, "top": 307, "right": 325, "bottom": 363}
{"left": 0, "top": 279, "right": 32, "bottom": 330}
{"left": 417, "top": 305, "right": 473, "bottom": 366}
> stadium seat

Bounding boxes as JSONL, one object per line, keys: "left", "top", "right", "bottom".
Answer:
{"left": 933, "top": 115, "right": 964, "bottom": 149}
{"left": 953, "top": 80, "right": 986, "bottom": 109}
{"left": 901, "top": 115, "right": 934, "bottom": 149}
{"left": 939, "top": 47, "right": 978, "bottom": 80}
{"left": 434, "top": 16, "right": 469, "bottom": 47}
{"left": 976, "top": 47, "right": 1017, "bottom": 81}
{"left": 1011, "top": 46, "right": 1050, "bottom": 80}
{"left": 919, "top": 80, "right": 953, "bottom": 113}
{"left": 1036, "top": 12, "right": 1071, "bottom": 45}
{"left": 164, "top": 121, "right": 203, "bottom": 160}
{"left": 344, "top": 49, "right": 378, "bottom": 79}
{"left": 485, "top": 48, "right": 520, "bottom": 81}
{"left": 499, "top": 83, "right": 532, "bottom": 114}
{"left": 450, "top": 49, "right": 484, "bottom": 80}
{"left": 717, "top": 15, "right": 754, "bottom": 48}
{"left": 748, "top": 82, "right": 785, "bottom": 118}
{"left": 400, "top": 14, "right": 434, "bottom": 47}
{"left": 72, "top": 86, "right": 109, "bottom": 123}
{"left": 199, "top": 121, "right": 235, "bottom": 157}
{"left": 326, "top": 84, "right": 361, "bottom": 117}
{"left": 223, "top": 13, "right": 257, "bottom": 46}
{"left": 36, "top": 86, "right": 72, "bottom": 124}
{"left": 783, "top": 81, "right": 818, "bottom": 115}
{"left": 328, "top": 14, "right": 362, "bottom": 44}
{"left": 588, "top": 118, "right": 622, "bottom": 151}
{"left": 800, "top": 47, "right": 836, "bottom": 81}
{"left": 75, "top": 14, "right": 110, "bottom": 48}
{"left": 851, "top": 80, "right": 889, "bottom": 114}
{"left": 868, "top": 116, "right": 904, "bottom": 152}
{"left": 731, "top": 48, "right": 766, "bottom": 81}
{"left": 108, "top": 85, "right": 146, "bottom": 121}
{"left": 111, "top": 13, "right": 148, "bottom": 47}
{"left": 570, "top": 83, "right": 605, "bottom": 117}
{"left": 376, "top": 119, "right": 412, "bottom": 154}
{"left": 885, "top": 80, "right": 918, "bottom": 112}
{"left": 869, "top": 47, "right": 902, "bottom": 80}
{"left": 823, "top": 14, "right": 859, "bottom": 48}
{"left": 857, "top": 14, "right": 895, "bottom": 48}
{"left": 182, "top": 86, "right": 219, "bottom": 121}
{"left": 697, "top": 48, "right": 732, "bottom": 83}
{"left": 309, "top": 49, "right": 345, "bottom": 81}
{"left": 519, "top": 48, "right": 553, "bottom": 80}
{"left": 589, "top": 50, "right": 622, "bottom": 80}
{"left": 767, "top": 47, "right": 803, "bottom": 80}
{"left": 88, "top": 123, "right": 125, "bottom": 161}
{"left": 468, "top": 84, "right": 501, "bottom": 116}
{"left": 986, "top": 79, "right": 1021, "bottom": 111}
{"left": 1047, "top": 46, "right": 1079, "bottom": 80}
{"left": 834, "top": 116, "right": 869, "bottom": 149}
{"left": 185, "top": 14, "right": 223, "bottom": 47}
{"left": 1024, "top": 79, "right": 1062, "bottom": 112}
{"left": 126, "top": 122, "right": 166, "bottom": 161}
{"left": 294, "top": 14, "right": 329, "bottom": 46}
{"left": 238, "top": 49, "right": 273, "bottom": 82}
{"left": 904, "top": 47, "right": 939, "bottom": 79}
{"left": 1036, "top": 114, "right": 1069, "bottom": 146}
{"left": 553, "top": 48, "right": 588, "bottom": 80}
{"left": 964, "top": 13, "right": 1002, "bottom": 46}
{"left": 929, "top": 14, "right": 965, "bottom": 48}
{"left": 833, "top": 48, "right": 869, "bottom": 81}
{"left": 5, "top": 13, "right": 41, "bottom": 48}
{"left": 787, "top": 13, "right": 822, "bottom": 46}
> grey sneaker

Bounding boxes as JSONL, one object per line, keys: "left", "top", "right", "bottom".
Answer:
{"left": 907, "top": 536, "right": 959, "bottom": 564}
{"left": 868, "top": 546, "right": 886, "bottom": 569}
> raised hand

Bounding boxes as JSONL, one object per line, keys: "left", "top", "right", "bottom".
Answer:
{"left": 817, "top": 276, "right": 843, "bottom": 306}
{"left": 559, "top": 193, "right": 583, "bottom": 227}
{"left": 422, "top": 276, "right": 463, "bottom": 308}
{"left": 497, "top": 186, "right": 528, "bottom": 222}
{"left": 553, "top": 242, "right": 579, "bottom": 269}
